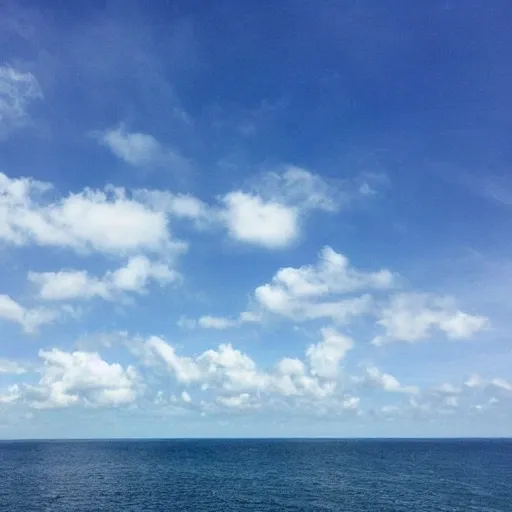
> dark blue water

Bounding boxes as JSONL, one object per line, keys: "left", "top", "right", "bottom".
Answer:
{"left": 0, "top": 439, "right": 511, "bottom": 511}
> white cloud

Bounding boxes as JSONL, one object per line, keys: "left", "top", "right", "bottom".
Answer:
{"left": 220, "top": 191, "right": 298, "bottom": 249}
{"left": 29, "top": 270, "right": 109, "bottom": 301}
{"left": 465, "top": 374, "right": 485, "bottom": 389}
{"left": 431, "top": 383, "right": 462, "bottom": 395}
{"left": 265, "top": 246, "right": 394, "bottom": 297}
{"left": 359, "top": 183, "right": 377, "bottom": 196}
{"left": 217, "top": 166, "right": 356, "bottom": 249}
{"left": 0, "top": 169, "right": 344, "bottom": 259}
{"left": 0, "top": 294, "right": 25, "bottom": 323}
{"left": 252, "top": 246, "right": 393, "bottom": 322}
{"left": 181, "top": 390, "right": 192, "bottom": 403}
{"left": 110, "top": 256, "right": 178, "bottom": 293}
{"left": 145, "top": 336, "right": 203, "bottom": 384}
{"left": 143, "top": 328, "right": 353, "bottom": 406}
{"left": 373, "top": 293, "right": 488, "bottom": 345}
{"left": 139, "top": 167, "right": 349, "bottom": 249}
{"left": 145, "top": 338, "right": 259, "bottom": 390}
{"left": 0, "top": 294, "right": 58, "bottom": 333}
{"left": 465, "top": 374, "right": 512, "bottom": 392}
{"left": 295, "top": 295, "right": 374, "bottom": 323}
{"left": 383, "top": 374, "right": 512, "bottom": 419}
{"left": 198, "top": 343, "right": 268, "bottom": 393}
{"left": 198, "top": 315, "right": 237, "bottom": 330}
{"left": 96, "top": 124, "right": 189, "bottom": 170}
{"left": 342, "top": 396, "right": 360, "bottom": 410}
{"left": 375, "top": 371, "right": 512, "bottom": 419}
{"left": 490, "top": 378, "right": 512, "bottom": 392}
{"left": 360, "top": 366, "right": 418, "bottom": 394}
{"left": 134, "top": 189, "right": 210, "bottom": 222}
{"left": 257, "top": 166, "right": 389, "bottom": 212}
{"left": 276, "top": 358, "right": 306, "bottom": 376}
{"left": 216, "top": 392, "right": 255, "bottom": 409}
{"left": 0, "top": 359, "right": 27, "bottom": 375}
{"left": 444, "top": 396, "right": 459, "bottom": 408}
{"left": 176, "top": 316, "right": 197, "bottom": 329}
{"left": 0, "top": 65, "right": 42, "bottom": 137}
{"left": 29, "top": 256, "right": 178, "bottom": 301}
{"left": 306, "top": 327, "right": 353, "bottom": 379}
{"left": 0, "top": 384, "right": 22, "bottom": 404}
{"left": 257, "top": 166, "right": 341, "bottom": 212}
{"left": 238, "top": 311, "right": 262, "bottom": 323}
{"left": 24, "top": 349, "right": 140, "bottom": 409}
{"left": 0, "top": 173, "right": 184, "bottom": 256}
{"left": 192, "top": 311, "right": 261, "bottom": 329}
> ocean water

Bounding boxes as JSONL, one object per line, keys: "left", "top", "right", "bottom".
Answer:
{"left": 0, "top": 439, "right": 511, "bottom": 511}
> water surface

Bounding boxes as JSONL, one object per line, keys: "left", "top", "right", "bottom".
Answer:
{"left": 1, "top": 439, "right": 511, "bottom": 511}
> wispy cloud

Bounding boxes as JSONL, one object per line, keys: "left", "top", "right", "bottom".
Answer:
{"left": 0, "top": 294, "right": 58, "bottom": 333}
{"left": 0, "top": 64, "right": 42, "bottom": 137}
{"left": 94, "top": 123, "right": 191, "bottom": 172}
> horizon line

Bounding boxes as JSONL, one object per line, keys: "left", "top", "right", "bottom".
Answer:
{"left": 1, "top": 436, "right": 511, "bottom": 442}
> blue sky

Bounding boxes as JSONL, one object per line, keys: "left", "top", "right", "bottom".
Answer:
{"left": 0, "top": 0, "right": 511, "bottom": 438}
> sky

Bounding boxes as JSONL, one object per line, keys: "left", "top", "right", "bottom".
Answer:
{"left": 0, "top": 0, "right": 511, "bottom": 439}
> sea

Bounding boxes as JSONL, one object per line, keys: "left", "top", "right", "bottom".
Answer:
{"left": 0, "top": 439, "right": 511, "bottom": 511}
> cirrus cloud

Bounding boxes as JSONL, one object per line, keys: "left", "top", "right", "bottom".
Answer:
{"left": 0, "top": 65, "right": 42, "bottom": 137}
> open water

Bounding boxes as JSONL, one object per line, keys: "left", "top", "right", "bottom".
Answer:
{"left": 0, "top": 439, "right": 511, "bottom": 511}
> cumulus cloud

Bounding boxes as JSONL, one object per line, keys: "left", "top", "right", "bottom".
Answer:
{"left": 262, "top": 246, "right": 395, "bottom": 298}
{"left": 256, "top": 165, "right": 341, "bottom": 212}
{"left": 373, "top": 293, "right": 489, "bottom": 345}
{"left": 95, "top": 123, "right": 189, "bottom": 171}
{"left": 216, "top": 393, "right": 255, "bottom": 409}
{"left": 0, "top": 384, "right": 22, "bottom": 404}
{"left": 29, "top": 256, "right": 179, "bottom": 301}
{"left": 145, "top": 336, "right": 203, "bottom": 384}
{"left": 342, "top": 396, "right": 360, "bottom": 410}
{"left": 199, "top": 343, "right": 269, "bottom": 393}
{"left": 182, "top": 312, "right": 261, "bottom": 331}
{"left": 134, "top": 189, "right": 210, "bottom": 224}
{"left": 220, "top": 191, "right": 298, "bottom": 249}
{"left": 377, "top": 373, "right": 512, "bottom": 420}
{"left": 465, "top": 374, "right": 512, "bottom": 392}
{"left": 252, "top": 246, "right": 393, "bottom": 322}
{"left": 0, "top": 168, "right": 351, "bottom": 259}
{"left": 0, "top": 173, "right": 185, "bottom": 256}
{"left": 29, "top": 270, "right": 109, "bottom": 301}
{"left": 0, "top": 65, "right": 42, "bottom": 137}
{"left": 197, "top": 316, "right": 238, "bottom": 330}
{"left": 471, "top": 397, "right": 500, "bottom": 413}
{"left": 359, "top": 366, "right": 418, "bottom": 394}
{"left": 23, "top": 349, "right": 141, "bottom": 409}
{"left": 443, "top": 396, "right": 459, "bottom": 408}
{"left": 0, "top": 294, "right": 58, "bottom": 333}
{"left": 0, "top": 359, "right": 27, "bottom": 375}
{"left": 306, "top": 327, "right": 353, "bottom": 379}
{"left": 145, "top": 337, "right": 274, "bottom": 400}
{"left": 110, "top": 255, "right": 178, "bottom": 291}
{"left": 276, "top": 358, "right": 306, "bottom": 376}
{"left": 181, "top": 390, "right": 192, "bottom": 403}
{"left": 144, "top": 327, "right": 355, "bottom": 411}
{"left": 9, "top": 331, "right": 497, "bottom": 417}
{"left": 431, "top": 383, "right": 462, "bottom": 395}
{"left": 216, "top": 167, "right": 353, "bottom": 249}
{"left": 238, "top": 311, "right": 262, "bottom": 323}
{"left": 139, "top": 167, "right": 357, "bottom": 250}
{"left": 129, "top": 333, "right": 509, "bottom": 416}
{"left": 176, "top": 316, "right": 198, "bottom": 329}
